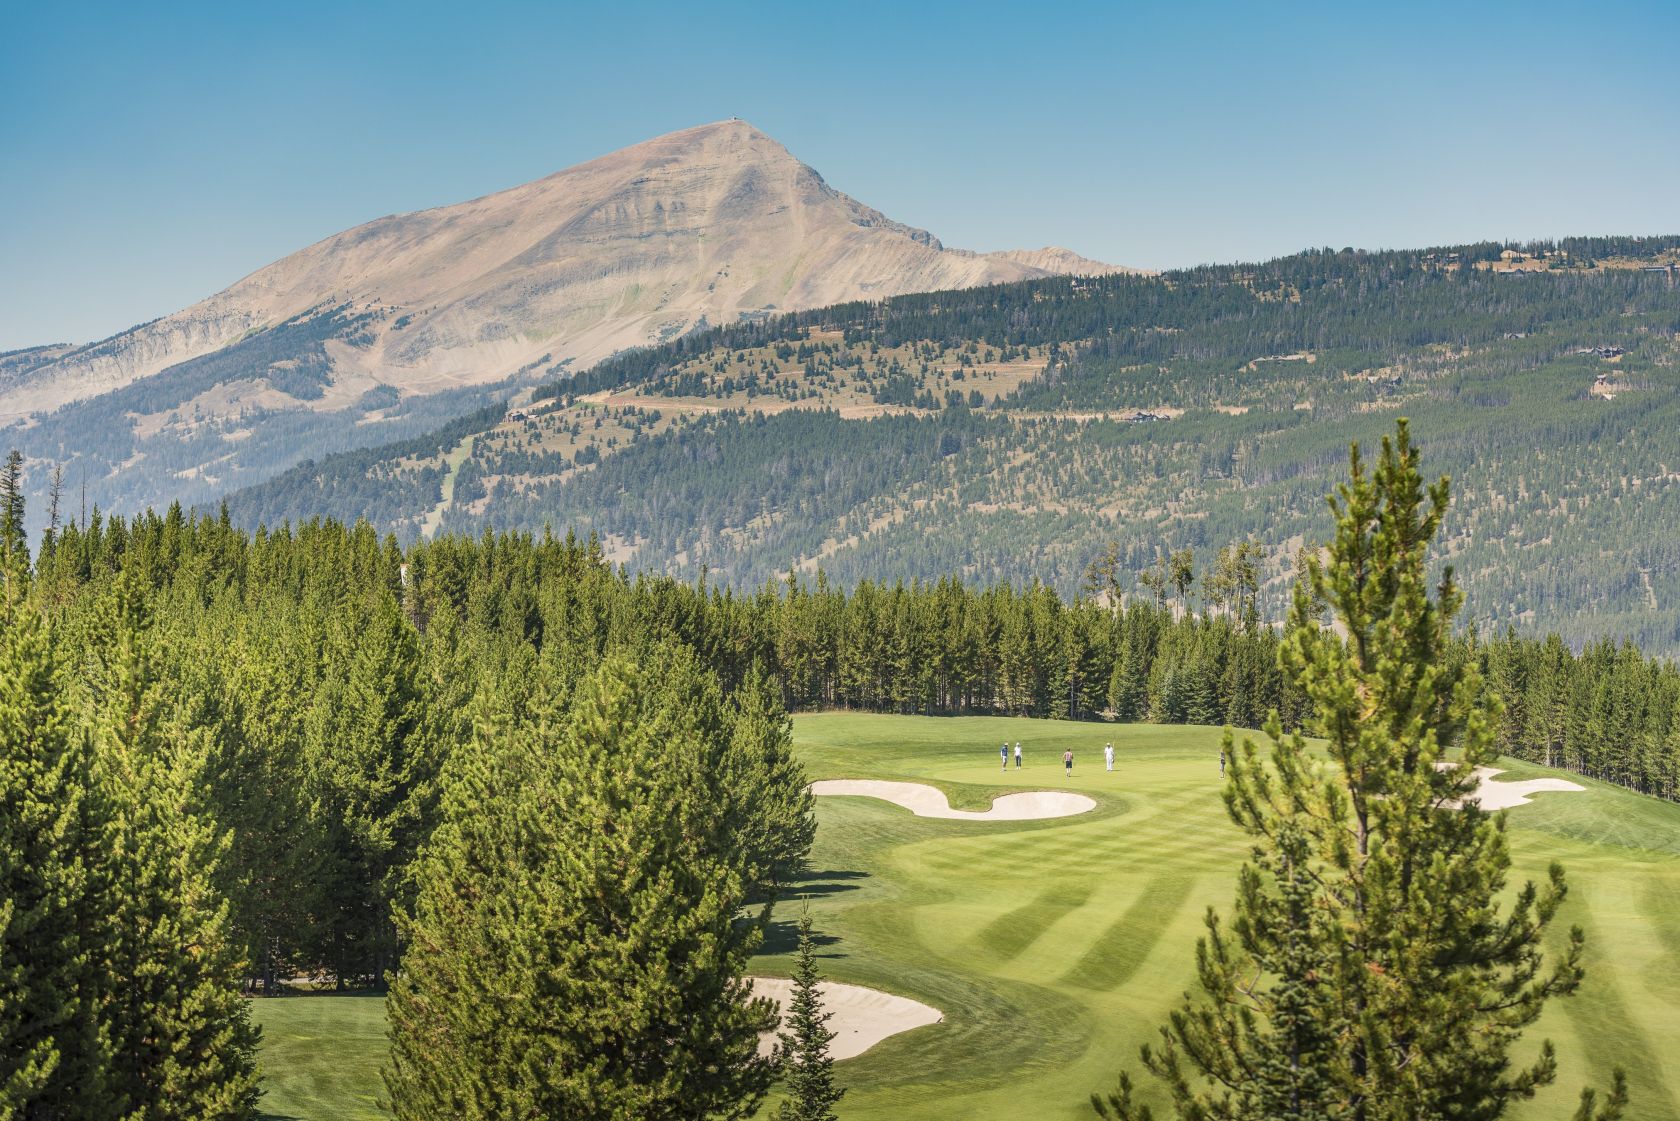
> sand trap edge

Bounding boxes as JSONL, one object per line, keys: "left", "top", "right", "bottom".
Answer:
{"left": 1467, "top": 766, "right": 1586, "bottom": 810}
{"left": 811, "top": 778, "right": 1096, "bottom": 820}
{"left": 751, "top": 977, "right": 942, "bottom": 1060}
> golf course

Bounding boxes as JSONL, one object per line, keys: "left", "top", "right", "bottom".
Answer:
{"left": 253, "top": 713, "right": 1680, "bottom": 1121}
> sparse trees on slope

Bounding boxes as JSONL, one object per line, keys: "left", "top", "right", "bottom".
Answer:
{"left": 775, "top": 911, "right": 844, "bottom": 1121}
{"left": 385, "top": 656, "right": 778, "bottom": 1121}
{"left": 1083, "top": 540, "right": 1122, "bottom": 606}
{"left": 1094, "top": 420, "right": 1622, "bottom": 1121}
{"left": 1168, "top": 549, "right": 1195, "bottom": 618}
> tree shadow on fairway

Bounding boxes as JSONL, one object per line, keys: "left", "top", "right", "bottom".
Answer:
{"left": 762, "top": 869, "right": 868, "bottom": 957}
{"left": 760, "top": 914, "right": 845, "bottom": 957}
{"left": 780, "top": 868, "right": 868, "bottom": 901}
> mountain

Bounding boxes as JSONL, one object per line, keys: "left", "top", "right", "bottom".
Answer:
{"left": 227, "top": 237, "right": 1680, "bottom": 655}
{"left": 982, "top": 247, "right": 1126, "bottom": 274}
{"left": 2, "top": 120, "right": 1123, "bottom": 517}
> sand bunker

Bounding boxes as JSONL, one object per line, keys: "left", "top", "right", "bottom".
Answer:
{"left": 1464, "top": 765, "right": 1585, "bottom": 810}
{"left": 751, "top": 977, "right": 942, "bottom": 1059}
{"left": 810, "top": 779, "right": 1096, "bottom": 821}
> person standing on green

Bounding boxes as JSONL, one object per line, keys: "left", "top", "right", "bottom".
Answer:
{"left": 1014, "top": 742, "right": 1023, "bottom": 768}
{"left": 1001, "top": 742, "right": 1009, "bottom": 771}
{"left": 1063, "top": 748, "right": 1074, "bottom": 776}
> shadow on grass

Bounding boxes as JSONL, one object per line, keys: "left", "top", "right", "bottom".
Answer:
{"left": 779, "top": 868, "right": 867, "bottom": 901}
{"left": 761, "top": 869, "right": 866, "bottom": 957}
{"left": 761, "top": 915, "right": 844, "bottom": 957}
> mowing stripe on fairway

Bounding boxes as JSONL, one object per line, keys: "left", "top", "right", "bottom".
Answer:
{"left": 976, "top": 881, "right": 1099, "bottom": 962}
{"left": 1636, "top": 871, "right": 1680, "bottom": 970}
{"left": 1064, "top": 872, "right": 1198, "bottom": 991}
{"left": 1553, "top": 910, "right": 1680, "bottom": 1118}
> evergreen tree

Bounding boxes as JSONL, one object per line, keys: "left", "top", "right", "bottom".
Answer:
{"left": 385, "top": 657, "right": 777, "bottom": 1121}
{"left": 775, "top": 911, "right": 844, "bottom": 1121}
{"left": 1094, "top": 420, "right": 1623, "bottom": 1121}
{"left": 194, "top": 615, "right": 323, "bottom": 993}
{"left": 90, "top": 572, "right": 261, "bottom": 1121}
{"left": 0, "top": 580, "right": 110, "bottom": 1120}
{"left": 302, "top": 593, "right": 430, "bottom": 987}
{"left": 714, "top": 667, "right": 816, "bottom": 897}
{"left": 1108, "top": 609, "right": 1153, "bottom": 722}
{"left": 0, "top": 450, "right": 28, "bottom": 599}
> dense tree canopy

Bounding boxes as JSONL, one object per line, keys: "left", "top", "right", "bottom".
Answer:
{"left": 6, "top": 497, "right": 1671, "bottom": 1008}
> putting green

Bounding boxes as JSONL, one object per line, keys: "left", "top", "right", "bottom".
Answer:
{"left": 251, "top": 713, "right": 1680, "bottom": 1120}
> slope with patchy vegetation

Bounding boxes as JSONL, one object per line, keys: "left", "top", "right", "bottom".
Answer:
{"left": 230, "top": 237, "right": 1680, "bottom": 652}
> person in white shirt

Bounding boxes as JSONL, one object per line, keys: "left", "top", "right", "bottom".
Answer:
{"left": 1104, "top": 742, "right": 1115, "bottom": 772}
{"left": 1014, "top": 742, "right": 1023, "bottom": 768}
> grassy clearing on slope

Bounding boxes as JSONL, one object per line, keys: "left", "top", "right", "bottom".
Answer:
{"left": 417, "top": 433, "right": 476, "bottom": 538}
{"left": 252, "top": 713, "right": 1680, "bottom": 1120}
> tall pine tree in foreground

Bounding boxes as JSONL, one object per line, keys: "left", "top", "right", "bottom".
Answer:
{"left": 0, "top": 559, "right": 110, "bottom": 1120}
{"left": 716, "top": 667, "right": 816, "bottom": 899}
{"left": 1094, "top": 420, "right": 1625, "bottom": 1121}
{"left": 385, "top": 656, "right": 778, "bottom": 1121}
{"left": 90, "top": 572, "right": 260, "bottom": 1121}
{"left": 775, "top": 911, "right": 844, "bottom": 1121}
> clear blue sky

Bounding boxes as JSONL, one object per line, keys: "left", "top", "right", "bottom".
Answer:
{"left": 3, "top": 0, "right": 1677, "bottom": 350}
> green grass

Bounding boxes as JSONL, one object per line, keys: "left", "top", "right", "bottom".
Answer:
{"left": 252, "top": 713, "right": 1680, "bottom": 1120}
{"left": 418, "top": 433, "right": 476, "bottom": 538}
{"left": 252, "top": 993, "right": 387, "bottom": 1120}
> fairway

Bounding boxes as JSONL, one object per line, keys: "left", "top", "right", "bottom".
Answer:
{"left": 252, "top": 713, "right": 1680, "bottom": 1120}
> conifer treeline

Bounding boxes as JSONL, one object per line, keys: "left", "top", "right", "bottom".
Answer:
{"left": 1, "top": 489, "right": 260, "bottom": 1115}
{"left": 35, "top": 499, "right": 1680, "bottom": 987}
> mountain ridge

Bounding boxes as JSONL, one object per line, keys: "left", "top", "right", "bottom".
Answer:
{"left": 2, "top": 120, "right": 1124, "bottom": 420}
{"left": 1, "top": 119, "right": 1126, "bottom": 522}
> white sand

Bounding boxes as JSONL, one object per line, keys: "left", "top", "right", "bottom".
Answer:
{"left": 1463, "top": 765, "right": 1586, "bottom": 810}
{"left": 810, "top": 779, "right": 1096, "bottom": 821}
{"left": 750, "top": 977, "right": 942, "bottom": 1060}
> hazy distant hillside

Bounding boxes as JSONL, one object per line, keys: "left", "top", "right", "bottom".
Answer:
{"left": 230, "top": 237, "right": 1680, "bottom": 654}
{"left": 1, "top": 119, "right": 1119, "bottom": 522}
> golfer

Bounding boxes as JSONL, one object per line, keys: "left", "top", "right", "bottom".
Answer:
{"left": 1104, "top": 742, "right": 1115, "bottom": 772}
{"left": 1063, "top": 748, "right": 1074, "bottom": 776}
{"left": 1014, "top": 742, "right": 1023, "bottom": 768}
{"left": 1001, "top": 742, "right": 1009, "bottom": 771}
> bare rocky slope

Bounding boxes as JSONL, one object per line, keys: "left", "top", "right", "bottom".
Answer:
{"left": 2, "top": 120, "right": 1122, "bottom": 523}
{"left": 4, "top": 120, "right": 1121, "bottom": 421}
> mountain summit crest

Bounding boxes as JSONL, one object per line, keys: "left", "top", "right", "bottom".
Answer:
{"left": 1, "top": 121, "right": 1126, "bottom": 518}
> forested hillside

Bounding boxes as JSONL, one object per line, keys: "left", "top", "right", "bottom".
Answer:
{"left": 32, "top": 503, "right": 1680, "bottom": 990}
{"left": 13, "top": 429, "right": 1676, "bottom": 1118}
{"left": 227, "top": 237, "right": 1680, "bottom": 654}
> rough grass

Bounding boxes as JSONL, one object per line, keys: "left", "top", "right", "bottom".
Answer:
{"left": 252, "top": 713, "right": 1680, "bottom": 1120}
